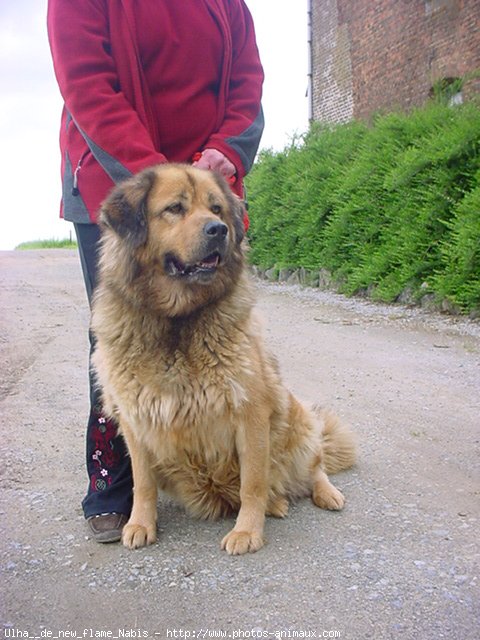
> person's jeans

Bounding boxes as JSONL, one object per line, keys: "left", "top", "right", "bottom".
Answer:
{"left": 74, "top": 222, "right": 133, "bottom": 519}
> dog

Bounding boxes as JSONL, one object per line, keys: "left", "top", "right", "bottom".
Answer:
{"left": 91, "top": 164, "right": 356, "bottom": 555}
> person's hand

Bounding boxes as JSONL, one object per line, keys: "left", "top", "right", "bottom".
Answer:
{"left": 192, "top": 148, "right": 236, "bottom": 180}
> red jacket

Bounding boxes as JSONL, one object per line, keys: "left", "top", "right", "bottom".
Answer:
{"left": 47, "top": 0, "right": 264, "bottom": 223}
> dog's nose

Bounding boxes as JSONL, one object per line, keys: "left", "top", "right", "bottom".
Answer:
{"left": 203, "top": 221, "right": 228, "bottom": 238}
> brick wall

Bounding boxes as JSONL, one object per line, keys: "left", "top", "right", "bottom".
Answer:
{"left": 310, "top": 0, "right": 480, "bottom": 123}
{"left": 310, "top": 0, "right": 354, "bottom": 123}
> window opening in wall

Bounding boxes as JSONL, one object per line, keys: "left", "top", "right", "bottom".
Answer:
{"left": 429, "top": 77, "right": 464, "bottom": 106}
{"left": 425, "top": 0, "right": 454, "bottom": 17}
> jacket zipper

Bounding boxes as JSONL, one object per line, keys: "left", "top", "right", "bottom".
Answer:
{"left": 72, "top": 151, "right": 89, "bottom": 196}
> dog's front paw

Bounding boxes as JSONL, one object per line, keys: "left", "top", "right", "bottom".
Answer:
{"left": 122, "top": 522, "right": 157, "bottom": 549}
{"left": 221, "top": 529, "right": 264, "bottom": 555}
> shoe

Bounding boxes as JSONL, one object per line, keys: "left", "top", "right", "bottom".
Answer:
{"left": 87, "top": 512, "right": 128, "bottom": 543}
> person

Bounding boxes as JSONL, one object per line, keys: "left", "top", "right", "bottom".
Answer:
{"left": 47, "top": 0, "right": 264, "bottom": 543}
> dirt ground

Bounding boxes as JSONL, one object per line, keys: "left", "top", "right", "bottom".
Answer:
{"left": 1, "top": 249, "right": 479, "bottom": 640}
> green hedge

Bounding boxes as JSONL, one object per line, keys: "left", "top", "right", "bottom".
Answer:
{"left": 246, "top": 102, "right": 480, "bottom": 314}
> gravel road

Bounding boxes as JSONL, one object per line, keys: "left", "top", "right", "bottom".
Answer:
{"left": 1, "top": 249, "right": 479, "bottom": 640}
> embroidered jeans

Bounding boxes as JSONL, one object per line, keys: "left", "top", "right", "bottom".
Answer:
{"left": 74, "top": 222, "right": 133, "bottom": 518}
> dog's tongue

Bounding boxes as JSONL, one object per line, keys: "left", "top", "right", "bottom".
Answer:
{"left": 198, "top": 254, "right": 220, "bottom": 269}
{"left": 167, "top": 252, "right": 220, "bottom": 276}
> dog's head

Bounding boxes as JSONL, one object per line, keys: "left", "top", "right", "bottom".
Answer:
{"left": 98, "top": 164, "right": 247, "bottom": 317}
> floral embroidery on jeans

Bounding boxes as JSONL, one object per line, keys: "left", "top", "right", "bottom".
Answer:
{"left": 89, "top": 411, "right": 121, "bottom": 492}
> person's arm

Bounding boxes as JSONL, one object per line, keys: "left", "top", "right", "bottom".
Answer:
{"left": 47, "top": 0, "right": 166, "bottom": 183}
{"left": 201, "top": 0, "right": 265, "bottom": 183}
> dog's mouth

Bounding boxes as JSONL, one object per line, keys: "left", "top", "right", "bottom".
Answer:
{"left": 164, "top": 251, "right": 222, "bottom": 279}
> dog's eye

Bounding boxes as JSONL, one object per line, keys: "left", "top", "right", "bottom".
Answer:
{"left": 165, "top": 202, "right": 184, "bottom": 215}
{"left": 210, "top": 204, "right": 222, "bottom": 216}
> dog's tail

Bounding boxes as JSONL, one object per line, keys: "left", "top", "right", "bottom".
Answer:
{"left": 314, "top": 405, "right": 357, "bottom": 474}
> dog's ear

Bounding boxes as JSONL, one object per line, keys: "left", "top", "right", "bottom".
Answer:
{"left": 212, "top": 173, "right": 246, "bottom": 245}
{"left": 231, "top": 195, "right": 246, "bottom": 245}
{"left": 100, "top": 169, "right": 156, "bottom": 248}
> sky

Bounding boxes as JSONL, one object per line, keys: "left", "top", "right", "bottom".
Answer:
{"left": 0, "top": 1, "right": 309, "bottom": 250}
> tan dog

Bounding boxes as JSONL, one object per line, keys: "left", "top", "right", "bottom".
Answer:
{"left": 91, "top": 164, "right": 356, "bottom": 555}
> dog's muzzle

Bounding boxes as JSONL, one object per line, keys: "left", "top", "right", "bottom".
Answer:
{"left": 164, "top": 221, "right": 229, "bottom": 282}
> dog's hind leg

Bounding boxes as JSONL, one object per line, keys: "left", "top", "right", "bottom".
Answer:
{"left": 311, "top": 451, "right": 345, "bottom": 510}
{"left": 266, "top": 495, "right": 289, "bottom": 518}
{"left": 120, "top": 419, "right": 158, "bottom": 549}
{"left": 311, "top": 407, "right": 356, "bottom": 510}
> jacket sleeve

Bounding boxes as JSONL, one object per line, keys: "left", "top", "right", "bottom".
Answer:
{"left": 47, "top": 0, "right": 166, "bottom": 183}
{"left": 204, "top": 0, "right": 265, "bottom": 181}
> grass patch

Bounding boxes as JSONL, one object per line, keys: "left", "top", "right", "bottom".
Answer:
{"left": 15, "top": 238, "right": 77, "bottom": 250}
